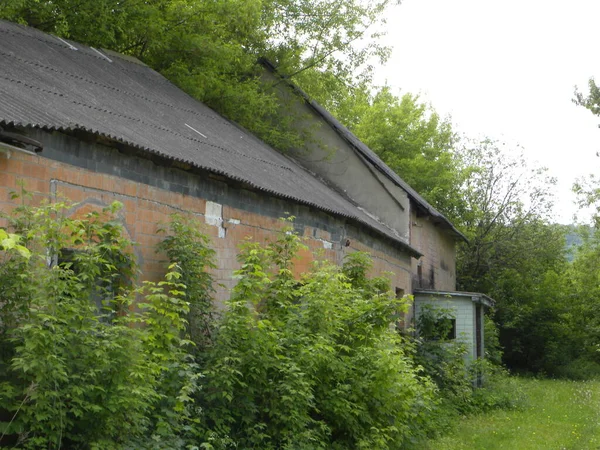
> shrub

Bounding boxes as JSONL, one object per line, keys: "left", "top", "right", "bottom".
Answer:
{"left": 198, "top": 226, "right": 437, "bottom": 449}
{"left": 0, "top": 198, "right": 200, "bottom": 448}
{"left": 471, "top": 364, "right": 527, "bottom": 412}
{"left": 553, "top": 358, "right": 600, "bottom": 380}
{"left": 0, "top": 196, "right": 520, "bottom": 448}
{"left": 414, "top": 304, "right": 472, "bottom": 408}
{"left": 157, "top": 214, "right": 216, "bottom": 354}
{"left": 413, "top": 304, "right": 525, "bottom": 438}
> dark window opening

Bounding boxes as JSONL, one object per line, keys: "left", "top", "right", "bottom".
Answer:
{"left": 429, "top": 267, "right": 435, "bottom": 290}
{"left": 435, "top": 317, "right": 456, "bottom": 341}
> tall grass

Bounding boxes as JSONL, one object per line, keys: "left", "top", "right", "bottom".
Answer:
{"left": 425, "top": 378, "right": 600, "bottom": 450}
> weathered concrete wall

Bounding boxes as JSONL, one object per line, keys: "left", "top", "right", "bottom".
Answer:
{"left": 410, "top": 207, "right": 456, "bottom": 291}
{"left": 266, "top": 74, "right": 411, "bottom": 244}
{"left": 0, "top": 129, "right": 412, "bottom": 304}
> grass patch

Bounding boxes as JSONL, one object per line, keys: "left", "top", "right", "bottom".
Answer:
{"left": 424, "top": 378, "right": 600, "bottom": 450}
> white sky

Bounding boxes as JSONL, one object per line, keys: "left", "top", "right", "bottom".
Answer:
{"left": 377, "top": 0, "right": 600, "bottom": 224}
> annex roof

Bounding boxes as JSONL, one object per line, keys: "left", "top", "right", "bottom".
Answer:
{"left": 259, "top": 59, "right": 466, "bottom": 242}
{"left": 413, "top": 289, "right": 495, "bottom": 308}
{"left": 0, "top": 20, "right": 422, "bottom": 257}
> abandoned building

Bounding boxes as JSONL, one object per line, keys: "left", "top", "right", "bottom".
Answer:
{"left": 0, "top": 20, "right": 491, "bottom": 359}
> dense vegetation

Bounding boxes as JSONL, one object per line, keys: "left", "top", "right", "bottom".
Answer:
{"left": 0, "top": 199, "right": 520, "bottom": 448}
{"left": 2, "top": 0, "right": 600, "bottom": 446}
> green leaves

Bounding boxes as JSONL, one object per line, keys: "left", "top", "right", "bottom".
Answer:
{"left": 0, "top": 200, "right": 202, "bottom": 448}
{"left": 201, "top": 228, "right": 434, "bottom": 448}
{"left": 0, "top": 229, "right": 30, "bottom": 258}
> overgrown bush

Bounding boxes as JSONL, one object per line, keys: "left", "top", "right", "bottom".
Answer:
{"left": 157, "top": 214, "right": 217, "bottom": 355}
{"left": 198, "top": 225, "right": 437, "bottom": 449}
{"left": 0, "top": 197, "right": 199, "bottom": 448}
{"left": 469, "top": 361, "right": 527, "bottom": 412}
{"left": 0, "top": 196, "right": 522, "bottom": 448}
{"left": 413, "top": 304, "right": 525, "bottom": 437}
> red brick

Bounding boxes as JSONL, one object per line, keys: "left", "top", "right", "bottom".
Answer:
{"left": 123, "top": 182, "right": 138, "bottom": 197}
{"left": 24, "top": 162, "right": 48, "bottom": 180}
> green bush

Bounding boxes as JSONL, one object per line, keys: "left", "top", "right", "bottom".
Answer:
{"left": 414, "top": 304, "right": 472, "bottom": 409}
{"left": 469, "top": 360, "right": 527, "bottom": 412}
{"left": 413, "top": 304, "right": 524, "bottom": 439}
{"left": 198, "top": 226, "right": 437, "bottom": 449}
{"left": 0, "top": 196, "right": 521, "bottom": 448}
{"left": 0, "top": 198, "right": 200, "bottom": 448}
{"left": 553, "top": 358, "right": 600, "bottom": 380}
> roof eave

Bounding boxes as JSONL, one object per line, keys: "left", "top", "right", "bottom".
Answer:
{"left": 5, "top": 122, "right": 423, "bottom": 258}
{"left": 413, "top": 289, "right": 496, "bottom": 308}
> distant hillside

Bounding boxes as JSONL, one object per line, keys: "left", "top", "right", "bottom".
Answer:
{"left": 564, "top": 225, "right": 592, "bottom": 261}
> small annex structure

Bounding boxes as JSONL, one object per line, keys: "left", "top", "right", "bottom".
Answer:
{"left": 0, "top": 20, "right": 491, "bottom": 361}
{"left": 413, "top": 290, "right": 495, "bottom": 361}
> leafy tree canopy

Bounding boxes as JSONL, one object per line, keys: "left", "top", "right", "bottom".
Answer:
{"left": 574, "top": 78, "right": 600, "bottom": 117}
{"left": 450, "top": 139, "right": 572, "bottom": 373}
{"left": 0, "top": 0, "right": 399, "bottom": 150}
{"left": 342, "top": 87, "right": 465, "bottom": 220}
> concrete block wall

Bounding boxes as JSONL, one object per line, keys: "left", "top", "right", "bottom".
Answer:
{"left": 0, "top": 129, "right": 413, "bottom": 305}
{"left": 414, "top": 296, "right": 476, "bottom": 360}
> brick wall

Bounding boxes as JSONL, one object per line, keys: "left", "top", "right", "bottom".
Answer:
{"left": 1, "top": 129, "right": 413, "bottom": 304}
{"left": 410, "top": 207, "right": 457, "bottom": 291}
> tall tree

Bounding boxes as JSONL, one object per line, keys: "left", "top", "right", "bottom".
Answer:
{"left": 0, "top": 0, "right": 400, "bottom": 150}
{"left": 453, "top": 139, "right": 569, "bottom": 372}
{"left": 455, "top": 139, "right": 558, "bottom": 292}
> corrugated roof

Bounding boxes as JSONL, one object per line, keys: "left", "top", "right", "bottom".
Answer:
{"left": 259, "top": 59, "right": 466, "bottom": 241}
{"left": 0, "top": 20, "right": 422, "bottom": 257}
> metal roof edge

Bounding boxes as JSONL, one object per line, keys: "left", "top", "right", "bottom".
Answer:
{"left": 413, "top": 289, "right": 495, "bottom": 307}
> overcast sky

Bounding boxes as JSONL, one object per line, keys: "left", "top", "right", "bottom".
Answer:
{"left": 377, "top": 0, "right": 600, "bottom": 224}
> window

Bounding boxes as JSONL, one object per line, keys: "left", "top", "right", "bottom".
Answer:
{"left": 417, "top": 305, "right": 457, "bottom": 341}
{"left": 436, "top": 317, "right": 456, "bottom": 340}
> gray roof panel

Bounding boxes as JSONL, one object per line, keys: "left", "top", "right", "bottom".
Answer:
{"left": 0, "top": 20, "right": 422, "bottom": 256}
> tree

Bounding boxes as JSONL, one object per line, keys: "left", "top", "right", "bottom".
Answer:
{"left": 327, "top": 85, "right": 465, "bottom": 220}
{"left": 452, "top": 139, "right": 570, "bottom": 372}
{"left": 455, "top": 139, "right": 557, "bottom": 290}
{"left": 0, "top": 0, "right": 400, "bottom": 151}
{"left": 574, "top": 78, "right": 600, "bottom": 118}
